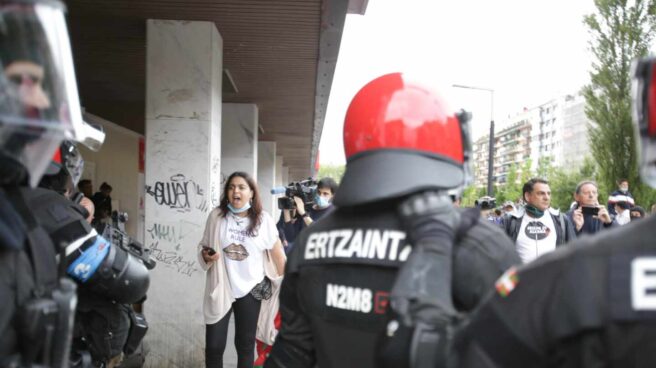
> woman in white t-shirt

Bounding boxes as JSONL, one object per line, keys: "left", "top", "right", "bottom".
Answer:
{"left": 200, "top": 171, "right": 286, "bottom": 368}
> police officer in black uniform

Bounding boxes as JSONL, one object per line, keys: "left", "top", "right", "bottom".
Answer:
{"left": 450, "top": 56, "right": 656, "bottom": 368}
{"left": 0, "top": 1, "right": 95, "bottom": 366}
{"left": 265, "top": 73, "right": 521, "bottom": 368}
{"left": 0, "top": 2, "right": 150, "bottom": 367}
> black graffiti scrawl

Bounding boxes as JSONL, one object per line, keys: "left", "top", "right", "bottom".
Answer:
{"left": 146, "top": 174, "right": 208, "bottom": 212}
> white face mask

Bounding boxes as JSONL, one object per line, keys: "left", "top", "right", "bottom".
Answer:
{"left": 315, "top": 195, "right": 330, "bottom": 209}
{"left": 619, "top": 186, "right": 629, "bottom": 193}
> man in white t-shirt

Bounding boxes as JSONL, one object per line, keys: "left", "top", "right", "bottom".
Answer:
{"left": 501, "top": 178, "right": 577, "bottom": 263}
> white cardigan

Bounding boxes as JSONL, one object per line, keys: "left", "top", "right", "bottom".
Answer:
{"left": 197, "top": 208, "right": 283, "bottom": 345}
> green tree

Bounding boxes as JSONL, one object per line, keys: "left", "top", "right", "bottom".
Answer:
{"left": 536, "top": 156, "right": 554, "bottom": 179}
{"left": 583, "top": 0, "right": 656, "bottom": 206}
{"left": 548, "top": 167, "right": 585, "bottom": 212}
{"left": 496, "top": 163, "right": 520, "bottom": 204}
{"left": 529, "top": 156, "right": 603, "bottom": 211}
{"left": 462, "top": 185, "right": 486, "bottom": 207}
{"left": 519, "top": 158, "right": 533, "bottom": 185}
{"left": 492, "top": 159, "right": 532, "bottom": 207}
{"left": 317, "top": 164, "right": 345, "bottom": 183}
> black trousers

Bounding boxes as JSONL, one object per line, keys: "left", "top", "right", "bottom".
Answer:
{"left": 205, "top": 293, "right": 262, "bottom": 368}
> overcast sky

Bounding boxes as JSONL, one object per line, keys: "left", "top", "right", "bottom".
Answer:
{"left": 319, "top": 0, "right": 596, "bottom": 165}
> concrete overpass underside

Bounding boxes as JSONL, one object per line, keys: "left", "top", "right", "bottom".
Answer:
{"left": 68, "top": 0, "right": 360, "bottom": 178}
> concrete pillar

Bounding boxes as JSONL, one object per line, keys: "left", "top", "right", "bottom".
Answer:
{"left": 274, "top": 155, "right": 284, "bottom": 221}
{"left": 221, "top": 103, "right": 258, "bottom": 181}
{"left": 143, "top": 19, "right": 222, "bottom": 367}
{"left": 282, "top": 165, "right": 290, "bottom": 187}
{"left": 257, "top": 141, "right": 277, "bottom": 215}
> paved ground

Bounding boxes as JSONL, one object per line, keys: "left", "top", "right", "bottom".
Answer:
{"left": 223, "top": 315, "right": 238, "bottom": 367}
{"left": 134, "top": 315, "right": 242, "bottom": 367}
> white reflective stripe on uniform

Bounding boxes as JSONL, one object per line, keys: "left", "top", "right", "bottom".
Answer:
{"left": 631, "top": 257, "right": 656, "bottom": 310}
{"left": 64, "top": 228, "right": 98, "bottom": 256}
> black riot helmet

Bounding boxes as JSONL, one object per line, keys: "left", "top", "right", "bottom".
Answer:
{"left": 0, "top": 0, "right": 104, "bottom": 187}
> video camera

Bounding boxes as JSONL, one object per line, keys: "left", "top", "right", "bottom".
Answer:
{"left": 102, "top": 211, "right": 157, "bottom": 271}
{"left": 271, "top": 178, "right": 318, "bottom": 210}
{"left": 475, "top": 196, "right": 496, "bottom": 210}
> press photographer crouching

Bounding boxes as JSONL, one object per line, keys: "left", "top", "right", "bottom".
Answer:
{"left": 277, "top": 177, "right": 338, "bottom": 247}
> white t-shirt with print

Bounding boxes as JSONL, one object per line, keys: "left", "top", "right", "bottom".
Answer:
{"left": 218, "top": 211, "right": 278, "bottom": 298}
{"left": 515, "top": 211, "right": 557, "bottom": 264}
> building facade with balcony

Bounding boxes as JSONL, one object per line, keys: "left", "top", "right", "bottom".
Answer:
{"left": 471, "top": 93, "right": 593, "bottom": 189}
{"left": 493, "top": 117, "right": 532, "bottom": 185}
{"left": 530, "top": 93, "right": 592, "bottom": 170}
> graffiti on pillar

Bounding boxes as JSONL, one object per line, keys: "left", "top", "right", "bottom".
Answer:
{"left": 210, "top": 158, "right": 221, "bottom": 208}
{"left": 146, "top": 220, "right": 201, "bottom": 277}
{"left": 146, "top": 174, "right": 209, "bottom": 212}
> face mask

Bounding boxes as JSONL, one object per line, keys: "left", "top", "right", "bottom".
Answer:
{"left": 619, "top": 186, "right": 629, "bottom": 193}
{"left": 525, "top": 204, "right": 545, "bottom": 218}
{"left": 228, "top": 202, "right": 251, "bottom": 214}
{"left": 315, "top": 195, "right": 330, "bottom": 209}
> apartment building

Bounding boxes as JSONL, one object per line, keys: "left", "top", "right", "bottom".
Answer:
{"left": 471, "top": 93, "right": 592, "bottom": 188}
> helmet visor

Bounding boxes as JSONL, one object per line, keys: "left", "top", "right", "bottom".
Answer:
{"left": 0, "top": 2, "right": 82, "bottom": 186}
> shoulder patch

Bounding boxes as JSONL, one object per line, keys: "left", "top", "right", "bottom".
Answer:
{"left": 495, "top": 267, "right": 519, "bottom": 297}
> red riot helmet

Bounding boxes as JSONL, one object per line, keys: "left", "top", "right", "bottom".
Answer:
{"left": 334, "top": 73, "right": 473, "bottom": 207}
{"left": 631, "top": 57, "right": 656, "bottom": 188}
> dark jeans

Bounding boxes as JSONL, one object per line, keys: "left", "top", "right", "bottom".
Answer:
{"left": 205, "top": 293, "right": 262, "bottom": 368}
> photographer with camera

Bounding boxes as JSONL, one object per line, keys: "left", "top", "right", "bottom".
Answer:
{"left": 566, "top": 180, "right": 614, "bottom": 236}
{"left": 475, "top": 196, "right": 500, "bottom": 225}
{"left": 281, "top": 177, "right": 338, "bottom": 245}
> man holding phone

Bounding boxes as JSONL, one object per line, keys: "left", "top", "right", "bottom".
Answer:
{"left": 567, "top": 180, "right": 614, "bottom": 235}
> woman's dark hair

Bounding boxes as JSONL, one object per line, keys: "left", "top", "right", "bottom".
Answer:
{"left": 219, "top": 171, "right": 262, "bottom": 236}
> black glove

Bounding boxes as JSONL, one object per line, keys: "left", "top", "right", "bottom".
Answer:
{"left": 392, "top": 190, "right": 459, "bottom": 324}
{"left": 380, "top": 191, "right": 460, "bottom": 368}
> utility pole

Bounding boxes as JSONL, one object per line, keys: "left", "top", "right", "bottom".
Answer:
{"left": 452, "top": 84, "right": 495, "bottom": 196}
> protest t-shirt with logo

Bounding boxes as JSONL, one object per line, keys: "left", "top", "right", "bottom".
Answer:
{"left": 515, "top": 211, "right": 557, "bottom": 264}
{"left": 218, "top": 211, "right": 278, "bottom": 298}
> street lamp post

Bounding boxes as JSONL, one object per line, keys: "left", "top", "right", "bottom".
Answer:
{"left": 452, "top": 84, "right": 495, "bottom": 197}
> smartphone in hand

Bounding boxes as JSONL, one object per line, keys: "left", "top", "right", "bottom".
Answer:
{"left": 203, "top": 246, "right": 216, "bottom": 256}
{"left": 581, "top": 206, "right": 600, "bottom": 216}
